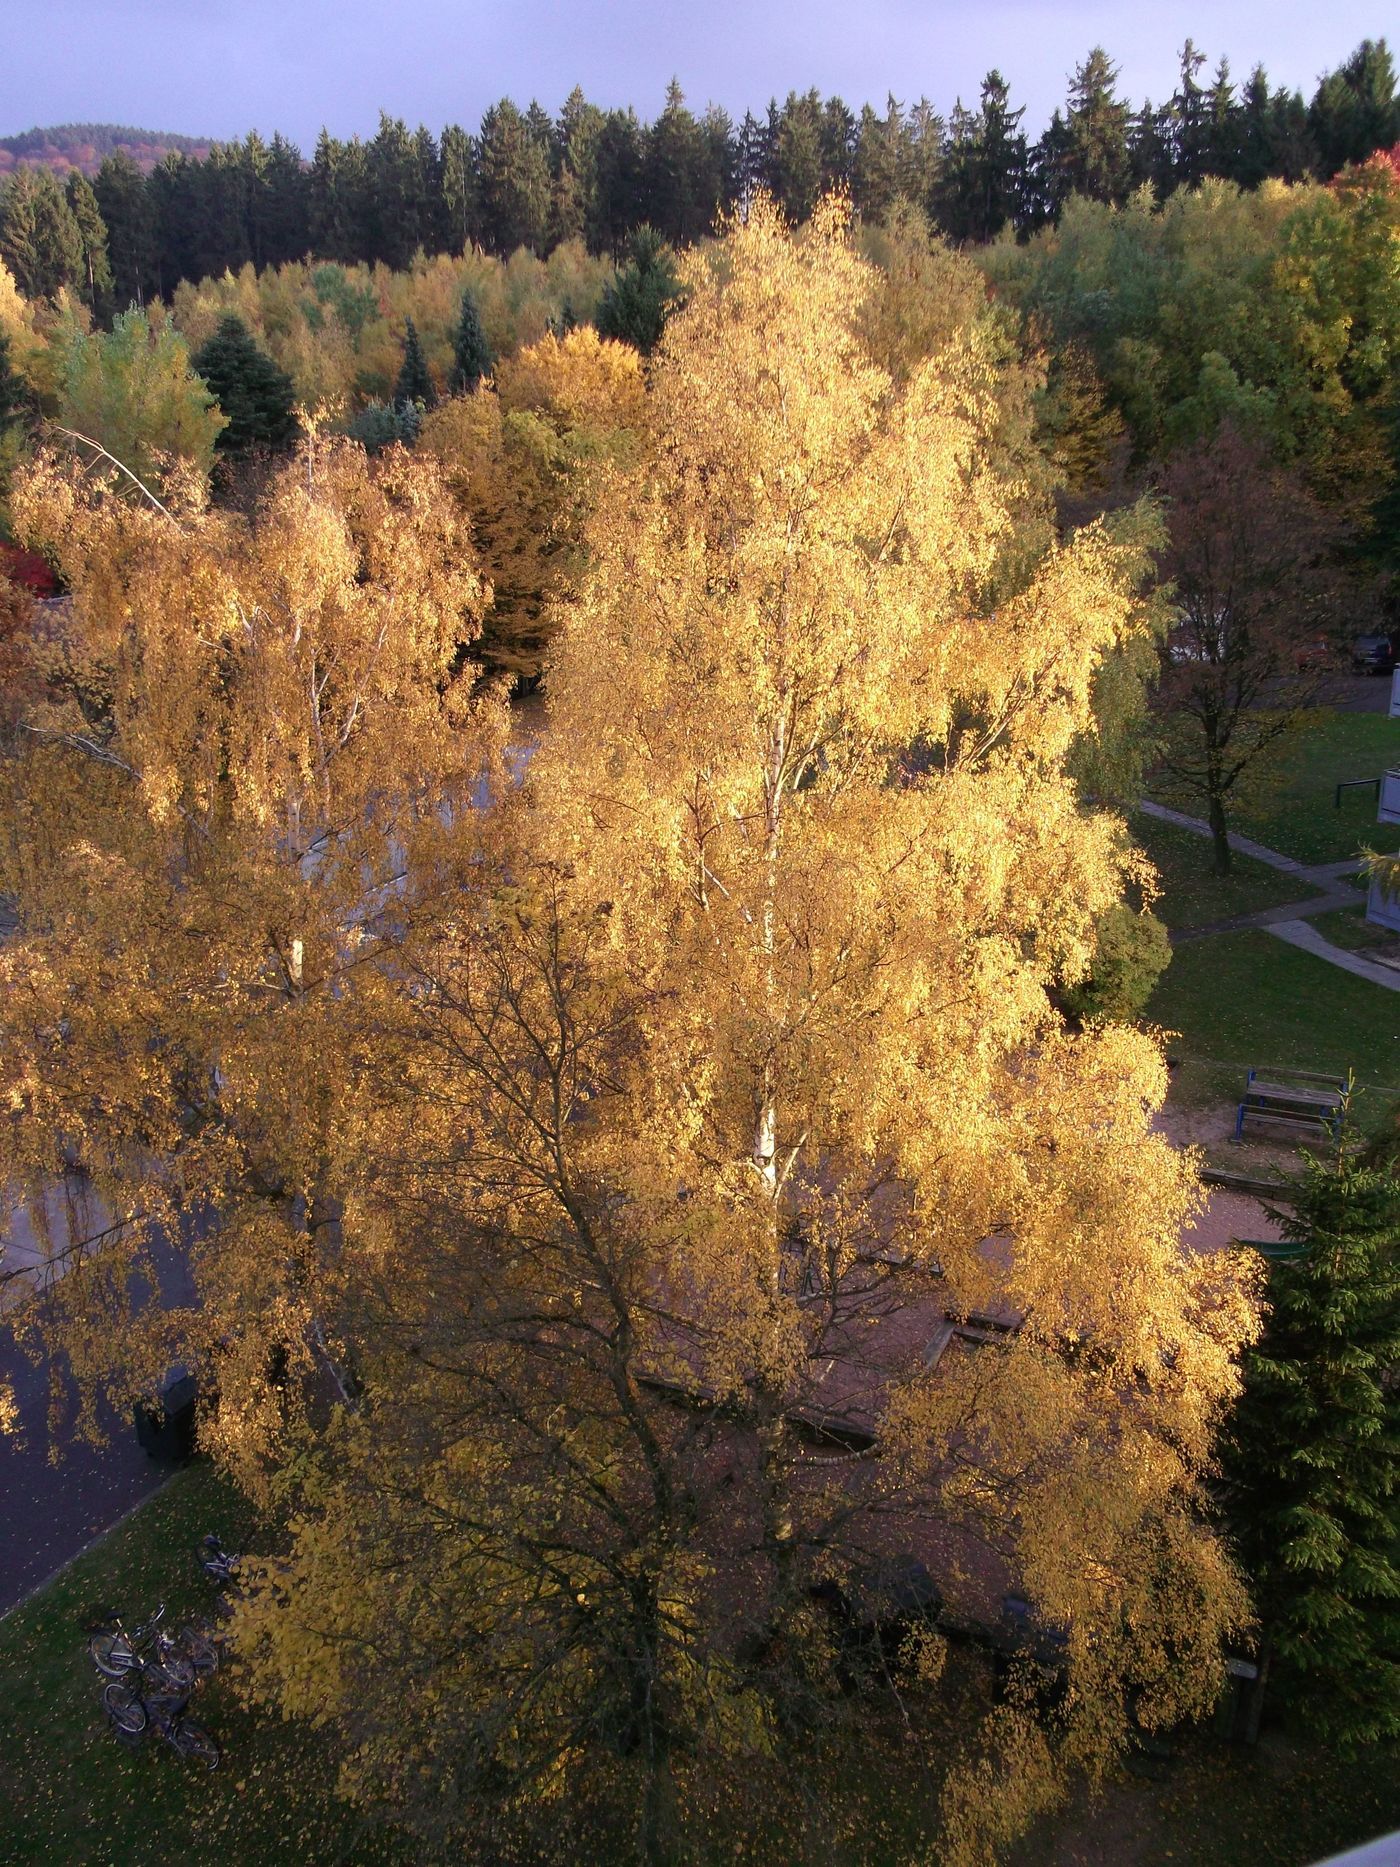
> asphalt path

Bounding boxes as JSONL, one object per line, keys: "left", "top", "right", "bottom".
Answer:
{"left": 0, "top": 1192, "right": 196, "bottom": 1618}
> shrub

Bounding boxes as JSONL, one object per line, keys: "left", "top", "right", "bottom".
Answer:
{"left": 1062, "top": 903, "right": 1171, "bottom": 1022}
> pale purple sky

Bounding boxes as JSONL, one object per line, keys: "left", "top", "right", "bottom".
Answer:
{"left": 1, "top": 1, "right": 1392, "bottom": 148}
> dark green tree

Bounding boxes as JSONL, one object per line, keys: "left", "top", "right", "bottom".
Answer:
{"left": 394, "top": 316, "right": 436, "bottom": 410}
{"left": 259, "top": 133, "right": 311, "bottom": 268}
{"left": 1203, "top": 59, "right": 1240, "bottom": 178}
{"left": 1061, "top": 47, "right": 1132, "bottom": 205}
{"left": 593, "top": 108, "right": 646, "bottom": 258}
{"left": 853, "top": 97, "right": 908, "bottom": 224}
{"left": 736, "top": 108, "right": 774, "bottom": 208}
{"left": 0, "top": 167, "right": 84, "bottom": 300}
{"left": 1310, "top": 38, "right": 1400, "bottom": 177}
{"left": 1166, "top": 39, "right": 1211, "bottom": 187}
{"left": 192, "top": 314, "right": 300, "bottom": 451}
{"left": 148, "top": 152, "right": 201, "bottom": 295}
{"left": 1127, "top": 100, "right": 1174, "bottom": 197}
{"left": 938, "top": 70, "right": 1026, "bottom": 240}
{"left": 595, "top": 224, "right": 683, "bottom": 354}
{"left": 64, "top": 171, "right": 112, "bottom": 308}
{"left": 1228, "top": 1147, "right": 1400, "bottom": 1746}
{"left": 195, "top": 142, "right": 253, "bottom": 279}
{"left": 477, "top": 99, "right": 551, "bottom": 253}
{"left": 309, "top": 131, "right": 372, "bottom": 264}
{"left": 95, "top": 150, "right": 156, "bottom": 306}
{"left": 451, "top": 289, "right": 493, "bottom": 392}
{"left": 440, "top": 123, "right": 478, "bottom": 255}
{"left": 771, "top": 89, "right": 825, "bottom": 223}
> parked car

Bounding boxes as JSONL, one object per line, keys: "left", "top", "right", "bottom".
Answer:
{"left": 1351, "top": 632, "right": 1396, "bottom": 674}
{"left": 1292, "top": 637, "right": 1333, "bottom": 672}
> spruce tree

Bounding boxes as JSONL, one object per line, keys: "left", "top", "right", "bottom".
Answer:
{"left": 450, "top": 289, "right": 493, "bottom": 392}
{"left": 1228, "top": 1146, "right": 1400, "bottom": 1746}
{"left": 0, "top": 167, "right": 84, "bottom": 301}
{"left": 394, "top": 316, "right": 436, "bottom": 411}
{"left": 595, "top": 226, "right": 683, "bottom": 354}
{"left": 64, "top": 172, "right": 112, "bottom": 309}
{"left": 191, "top": 314, "right": 300, "bottom": 451}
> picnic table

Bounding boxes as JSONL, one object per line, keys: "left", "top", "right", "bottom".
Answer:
{"left": 1234, "top": 1067, "right": 1346, "bottom": 1143}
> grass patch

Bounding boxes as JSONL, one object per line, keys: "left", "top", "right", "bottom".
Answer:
{"left": 1309, "top": 905, "right": 1400, "bottom": 955}
{"left": 1194, "top": 712, "right": 1400, "bottom": 867}
{"left": 1128, "top": 813, "right": 1321, "bottom": 931}
{"left": 1015, "top": 1726, "right": 1400, "bottom": 1867}
{"left": 0, "top": 1462, "right": 405, "bottom": 1866}
{"left": 1147, "top": 930, "right": 1400, "bottom": 1124}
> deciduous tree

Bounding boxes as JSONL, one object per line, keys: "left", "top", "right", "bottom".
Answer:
{"left": 1152, "top": 425, "right": 1350, "bottom": 873}
{"left": 55, "top": 307, "right": 227, "bottom": 494}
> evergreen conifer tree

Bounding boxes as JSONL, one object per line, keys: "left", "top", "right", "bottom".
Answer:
{"left": 0, "top": 168, "right": 84, "bottom": 301}
{"left": 94, "top": 151, "right": 155, "bottom": 307}
{"left": 394, "top": 316, "right": 436, "bottom": 410}
{"left": 450, "top": 289, "right": 493, "bottom": 392}
{"left": 595, "top": 225, "right": 682, "bottom": 354}
{"left": 64, "top": 172, "right": 112, "bottom": 309}
{"left": 191, "top": 314, "right": 300, "bottom": 451}
{"left": 1228, "top": 1145, "right": 1400, "bottom": 1746}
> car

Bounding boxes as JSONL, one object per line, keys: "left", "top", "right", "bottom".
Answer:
{"left": 1292, "top": 637, "right": 1333, "bottom": 673}
{"left": 1351, "top": 633, "right": 1396, "bottom": 675}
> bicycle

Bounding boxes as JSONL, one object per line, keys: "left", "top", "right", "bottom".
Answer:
{"left": 88, "top": 1604, "right": 197, "bottom": 1691}
{"left": 197, "top": 1532, "right": 241, "bottom": 1585}
{"left": 101, "top": 1676, "right": 222, "bottom": 1769}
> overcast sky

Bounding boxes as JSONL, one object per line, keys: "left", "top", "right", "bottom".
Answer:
{"left": 1, "top": 1, "right": 1391, "bottom": 149}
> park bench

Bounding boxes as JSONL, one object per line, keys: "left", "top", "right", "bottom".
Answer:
{"left": 1233, "top": 1067, "right": 1346, "bottom": 1144}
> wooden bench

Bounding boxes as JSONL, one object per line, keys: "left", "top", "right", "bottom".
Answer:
{"left": 1234, "top": 1067, "right": 1345, "bottom": 1143}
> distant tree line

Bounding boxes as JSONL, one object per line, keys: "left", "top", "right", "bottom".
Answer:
{"left": 1, "top": 38, "right": 1398, "bottom": 310}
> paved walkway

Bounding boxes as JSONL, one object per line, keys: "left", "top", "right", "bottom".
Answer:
{"left": 0, "top": 1198, "right": 194, "bottom": 1619}
{"left": 1137, "top": 800, "right": 1400, "bottom": 991}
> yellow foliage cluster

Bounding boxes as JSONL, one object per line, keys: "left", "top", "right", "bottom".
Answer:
{"left": 420, "top": 325, "right": 645, "bottom": 679}
{"left": 165, "top": 242, "right": 614, "bottom": 416}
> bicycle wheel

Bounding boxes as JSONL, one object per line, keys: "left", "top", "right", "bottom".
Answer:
{"left": 102, "top": 1679, "right": 147, "bottom": 1735}
{"left": 139, "top": 1658, "right": 191, "bottom": 1697}
{"left": 89, "top": 1631, "right": 134, "bottom": 1678}
{"left": 153, "top": 1646, "right": 197, "bottom": 1690}
{"left": 170, "top": 1719, "right": 221, "bottom": 1769}
{"left": 176, "top": 1625, "right": 219, "bottom": 1677}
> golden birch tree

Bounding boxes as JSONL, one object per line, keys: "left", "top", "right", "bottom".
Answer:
{"left": 528, "top": 195, "right": 1257, "bottom": 1851}
{"left": 231, "top": 200, "right": 1259, "bottom": 1864}
{"left": 0, "top": 438, "right": 502, "bottom": 1468}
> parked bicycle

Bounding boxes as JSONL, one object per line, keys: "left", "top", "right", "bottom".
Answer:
{"left": 197, "top": 1532, "right": 242, "bottom": 1594}
{"left": 101, "top": 1675, "right": 221, "bottom": 1769}
{"left": 88, "top": 1603, "right": 218, "bottom": 1688}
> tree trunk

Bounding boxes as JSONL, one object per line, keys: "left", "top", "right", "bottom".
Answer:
{"left": 1207, "top": 788, "right": 1232, "bottom": 877}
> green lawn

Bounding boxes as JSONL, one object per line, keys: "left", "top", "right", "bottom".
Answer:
{"left": 1015, "top": 1728, "right": 1400, "bottom": 1867}
{"left": 1152, "top": 711, "right": 1400, "bottom": 868}
{"left": 1147, "top": 929, "right": 1400, "bottom": 1122}
{"left": 1310, "top": 904, "right": 1399, "bottom": 955}
{"left": 4, "top": 1456, "right": 1400, "bottom": 1867}
{"left": 0, "top": 1463, "right": 405, "bottom": 1866}
{"left": 1128, "top": 813, "right": 1322, "bottom": 931}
